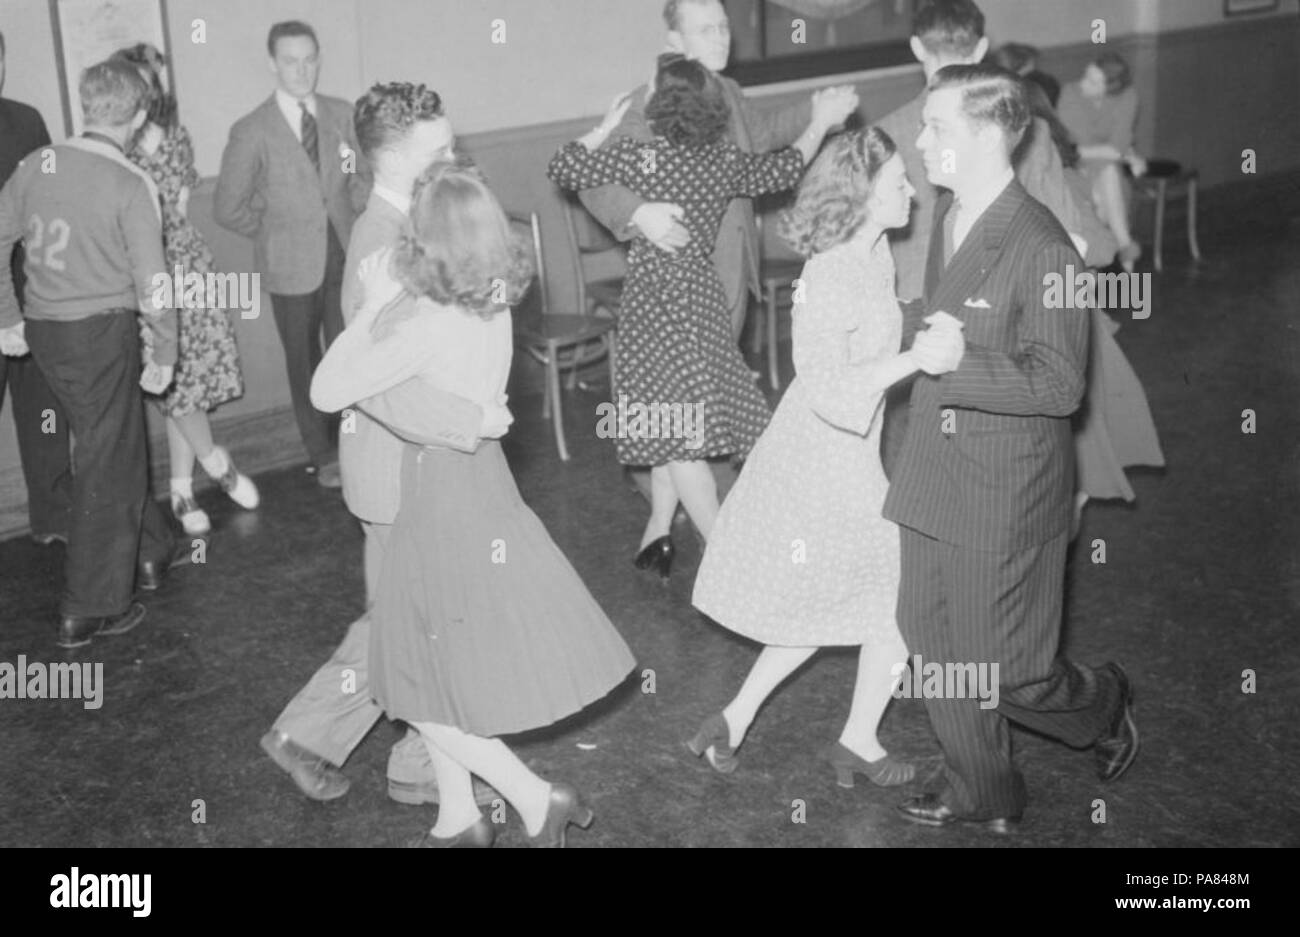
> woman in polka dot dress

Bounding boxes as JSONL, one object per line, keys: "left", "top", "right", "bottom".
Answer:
{"left": 688, "top": 128, "right": 964, "bottom": 788}
{"left": 548, "top": 55, "right": 855, "bottom": 573}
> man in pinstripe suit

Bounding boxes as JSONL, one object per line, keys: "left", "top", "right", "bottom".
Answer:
{"left": 883, "top": 64, "right": 1138, "bottom": 831}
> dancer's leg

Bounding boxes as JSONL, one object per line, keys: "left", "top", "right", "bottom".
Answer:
{"left": 412, "top": 722, "right": 552, "bottom": 836}
{"left": 170, "top": 409, "right": 216, "bottom": 461}
{"left": 838, "top": 629, "right": 909, "bottom": 762}
{"left": 1092, "top": 163, "right": 1136, "bottom": 253}
{"left": 640, "top": 464, "right": 679, "bottom": 550}
{"left": 417, "top": 732, "right": 479, "bottom": 836}
{"left": 721, "top": 645, "right": 818, "bottom": 749}
{"left": 667, "top": 459, "right": 719, "bottom": 542}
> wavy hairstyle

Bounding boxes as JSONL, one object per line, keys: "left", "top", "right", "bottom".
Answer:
{"left": 644, "top": 53, "right": 730, "bottom": 148}
{"left": 391, "top": 163, "right": 533, "bottom": 319}
{"left": 777, "top": 126, "right": 896, "bottom": 259}
{"left": 112, "top": 43, "right": 177, "bottom": 129}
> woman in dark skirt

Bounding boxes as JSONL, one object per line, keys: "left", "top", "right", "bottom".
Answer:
{"left": 312, "top": 164, "right": 636, "bottom": 847}
{"left": 547, "top": 55, "right": 855, "bottom": 576}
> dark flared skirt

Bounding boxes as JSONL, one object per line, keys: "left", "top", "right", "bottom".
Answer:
{"left": 370, "top": 441, "right": 636, "bottom": 736}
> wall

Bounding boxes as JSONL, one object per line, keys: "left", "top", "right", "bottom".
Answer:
{"left": 2, "top": 0, "right": 1298, "bottom": 537}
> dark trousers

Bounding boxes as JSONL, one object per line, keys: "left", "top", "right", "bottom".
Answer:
{"left": 26, "top": 312, "right": 175, "bottom": 618}
{"left": 897, "top": 527, "right": 1121, "bottom": 819}
{"left": 0, "top": 350, "right": 72, "bottom": 535}
{"left": 270, "top": 224, "right": 345, "bottom": 467}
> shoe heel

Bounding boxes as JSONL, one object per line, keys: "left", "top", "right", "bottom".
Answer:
{"left": 685, "top": 730, "right": 708, "bottom": 758}
{"left": 835, "top": 767, "right": 855, "bottom": 789}
{"left": 573, "top": 802, "right": 595, "bottom": 829}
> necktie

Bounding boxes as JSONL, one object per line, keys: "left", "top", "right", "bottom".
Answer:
{"left": 299, "top": 101, "right": 319, "bottom": 173}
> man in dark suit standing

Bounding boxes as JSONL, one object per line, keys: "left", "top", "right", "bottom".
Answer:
{"left": 883, "top": 64, "right": 1139, "bottom": 831}
{"left": 0, "top": 30, "right": 72, "bottom": 543}
{"left": 214, "top": 20, "right": 370, "bottom": 488}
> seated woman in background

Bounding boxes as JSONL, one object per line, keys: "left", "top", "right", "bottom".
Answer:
{"left": 1022, "top": 82, "right": 1165, "bottom": 535}
{"left": 1058, "top": 52, "right": 1148, "bottom": 272}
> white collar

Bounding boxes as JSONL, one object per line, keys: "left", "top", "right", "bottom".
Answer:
{"left": 275, "top": 88, "right": 316, "bottom": 133}
{"left": 953, "top": 166, "right": 1015, "bottom": 226}
{"left": 372, "top": 181, "right": 411, "bottom": 215}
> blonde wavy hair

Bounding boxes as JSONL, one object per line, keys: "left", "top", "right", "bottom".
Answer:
{"left": 392, "top": 162, "right": 534, "bottom": 319}
{"left": 777, "top": 126, "right": 897, "bottom": 259}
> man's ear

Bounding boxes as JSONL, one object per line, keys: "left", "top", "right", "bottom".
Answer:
{"left": 666, "top": 30, "right": 686, "bottom": 55}
{"left": 131, "top": 109, "right": 148, "bottom": 132}
{"left": 909, "top": 36, "right": 929, "bottom": 67}
{"left": 971, "top": 36, "right": 989, "bottom": 64}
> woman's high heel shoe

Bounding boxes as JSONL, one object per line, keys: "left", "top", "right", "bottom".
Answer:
{"left": 527, "top": 782, "right": 594, "bottom": 848}
{"left": 409, "top": 815, "right": 496, "bottom": 848}
{"left": 824, "top": 741, "right": 915, "bottom": 788}
{"left": 685, "top": 712, "right": 738, "bottom": 774}
{"left": 634, "top": 535, "right": 675, "bottom": 581}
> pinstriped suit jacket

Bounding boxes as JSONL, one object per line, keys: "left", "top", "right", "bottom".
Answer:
{"left": 336, "top": 193, "right": 483, "bottom": 524}
{"left": 881, "top": 180, "right": 1089, "bottom": 553}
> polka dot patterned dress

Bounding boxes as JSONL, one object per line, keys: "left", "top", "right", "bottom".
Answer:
{"left": 693, "top": 236, "right": 906, "bottom": 648}
{"left": 549, "top": 137, "right": 804, "bottom": 466}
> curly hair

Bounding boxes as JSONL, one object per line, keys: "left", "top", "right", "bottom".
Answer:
{"left": 353, "top": 82, "right": 444, "bottom": 160}
{"left": 391, "top": 163, "right": 534, "bottom": 319}
{"left": 112, "top": 44, "right": 177, "bottom": 129}
{"left": 1092, "top": 51, "right": 1132, "bottom": 95}
{"left": 645, "top": 54, "right": 730, "bottom": 148}
{"left": 777, "top": 126, "right": 897, "bottom": 259}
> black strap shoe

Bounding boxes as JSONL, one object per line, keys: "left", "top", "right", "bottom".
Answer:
{"left": 1095, "top": 662, "right": 1139, "bottom": 782}
{"left": 56, "top": 602, "right": 146, "bottom": 649}
{"left": 896, "top": 793, "right": 1020, "bottom": 834}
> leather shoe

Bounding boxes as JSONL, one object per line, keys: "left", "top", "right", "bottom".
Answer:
{"left": 1095, "top": 662, "right": 1139, "bottom": 782}
{"left": 259, "top": 730, "right": 350, "bottom": 801}
{"left": 896, "top": 793, "right": 1020, "bottom": 834}
{"left": 137, "top": 543, "right": 197, "bottom": 592}
{"left": 56, "top": 602, "right": 146, "bottom": 649}
{"left": 31, "top": 531, "right": 68, "bottom": 546}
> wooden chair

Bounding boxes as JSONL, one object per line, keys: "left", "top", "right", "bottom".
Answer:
{"left": 509, "top": 209, "right": 617, "bottom": 462}
{"left": 1130, "top": 159, "right": 1203, "bottom": 272}
{"left": 750, "top": 212, "right": 805, "bottom": 389}
{"left": 561, "top": 195, "right": 625, "bottom": 324}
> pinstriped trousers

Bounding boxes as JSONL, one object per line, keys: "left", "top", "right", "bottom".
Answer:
{"left": 897, "top": 527, "right": 1122, "bottom": 819}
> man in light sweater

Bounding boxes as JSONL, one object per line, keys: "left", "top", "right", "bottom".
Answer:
{"left": 261, "top": 84, "right": 501, "bottom": 805}
{"left": 0, "top": 60, "right": 179, "bottom": 648}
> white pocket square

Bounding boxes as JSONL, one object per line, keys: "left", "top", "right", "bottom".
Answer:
{"left": 963, "top": 297, "right": 992, "bottom": 309}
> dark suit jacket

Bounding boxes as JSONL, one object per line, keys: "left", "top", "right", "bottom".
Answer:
{"left": 578, "top": 75, "right": 810, "bottom": 308}
{"left": 881, "top": 180, "right": 1090, "bottom": 553}
{"left": 0, "top": 97, "right": 52, "bottom": 307}
{"left": 213, "top": 93, "right": 370, "bottom": 294}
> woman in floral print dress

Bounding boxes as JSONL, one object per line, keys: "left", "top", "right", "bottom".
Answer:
{"left": 116, "top": 44, "right": 258, "bottom": 536}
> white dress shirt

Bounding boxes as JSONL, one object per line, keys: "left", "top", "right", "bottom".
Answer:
{"left": 372, "top": 181, "right": 411, "bottom": 216}
{"left": 275, "top": 88, "right": 317, "bottom": 142}
{"left": 951, "top": 166, "right": 1015, "bottom": 253}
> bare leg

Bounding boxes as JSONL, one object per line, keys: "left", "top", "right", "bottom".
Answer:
{"left": 722, "top": 645, "right": 818, "bottom": 749}
{"left": 639, "top": 464, "right": 679, "bottom": 550}
{"left": 667, "top": 459, "right": 719, "bottom": 542}
{"left": 411, "top": 722, "right": 553, "bottom": 836}
{"left": 164, "top": 415, "right": 196, "bottom": 486}
{"left": 1092, "top": 162, "right": 1136, "bottom": 255}
{"left": 169, "top": 409, "right": 216, "bottom": 462}
{"left": 838, "top": 629, "right": 909, "bottom": 762}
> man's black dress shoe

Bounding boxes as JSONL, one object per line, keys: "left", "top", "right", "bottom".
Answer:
{"left": 56, "top": 602, "right": 146, "bottom": 649}
{"left": 137, "top": 544, "right": 197, "bottom": 592}
{"left": 1095, "top": 662, "right": 1139, "bottom": 782}
{"left": 260, "top": 730, "right": 350, "bottom": 801}
{"left": 896, "top": 794, "right": 1020, "bottom": 834}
